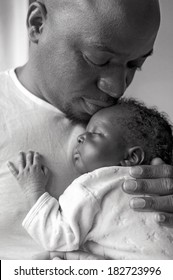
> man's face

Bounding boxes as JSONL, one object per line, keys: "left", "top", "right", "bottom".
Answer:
{"left": 35, "top": 0, "right": 159, "bottom": 122}
{"left": 73, "top": 106, "right": 127, "bottom": 174}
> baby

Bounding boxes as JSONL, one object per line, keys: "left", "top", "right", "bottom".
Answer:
{"left": 8, "top": 98, "right": 173, "bottom": 259}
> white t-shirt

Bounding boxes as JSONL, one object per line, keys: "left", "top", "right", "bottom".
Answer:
{"left": 0, "top": 69, "right": 84, "bottom": 259}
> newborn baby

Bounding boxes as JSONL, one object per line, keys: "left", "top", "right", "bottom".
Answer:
{"left": 8, "top": 98, "right": 173, "bottom": 259}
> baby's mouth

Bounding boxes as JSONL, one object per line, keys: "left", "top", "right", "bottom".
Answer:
{"left": 73, "top": 148, "right": 80, "bottom": 160}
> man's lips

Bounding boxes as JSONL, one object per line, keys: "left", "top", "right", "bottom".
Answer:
{"left": 82, "top": 98, "right": 115, "bottom": 115}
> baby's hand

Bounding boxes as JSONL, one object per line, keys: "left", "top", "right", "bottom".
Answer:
{"left": 7, "top": 151, "right": 50, "bottom": 206}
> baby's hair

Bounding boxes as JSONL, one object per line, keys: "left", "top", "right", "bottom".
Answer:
{"left": 116, "top": 98, "right": 173, "bottom": 165}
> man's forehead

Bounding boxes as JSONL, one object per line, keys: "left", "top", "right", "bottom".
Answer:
{"left": 40, "top": 0, "right": 159, "bottom": 13}
{"left": 58, "top": 0, "right": 160, "bottom": 14}
{"left": 93, "top": 0, "right": 160, "bottom": 25}
{"left": 41, "top": 0, "right": 160, "bottom": 30}
{"left": 39, "top": 0, "right": 159, "bottom": 57}
{"left": 56, "top": 0, "right": 159, "bottom": 31}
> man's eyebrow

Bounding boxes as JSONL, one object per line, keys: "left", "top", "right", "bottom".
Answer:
{"left": 88, "top": 43, "right": 154, "bottom": 59}
{"left": 141, "top": 49, "right": 154, "bottom": 58}
{"left": 88, "top": 43, "right": 117, "bottom": 54}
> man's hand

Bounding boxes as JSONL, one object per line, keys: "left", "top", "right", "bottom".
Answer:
{"left": 7, "top": 151, "right": 49, "bottom": 207}
{"left": 122, "top": 158, "right": 173, "bottom": 226}
{"left": 32, "top": 251, "right": 103, "bottom": 260}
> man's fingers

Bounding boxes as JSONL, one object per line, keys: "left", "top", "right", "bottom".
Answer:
{"left": 129, "top": 164, "right": 173, "bottom": 179}
{"left": 123, "top": 178, "right": 173, "bottom": 195}
{"left": 150, "top": 157, "right": 165, "bottom": 165}
{"left": 130, "top": 195, "right": 173, "bottom": 213}
{"left": 155, "top": 213, "right": 173, "bottom": 227}
{"left": 7, "top": 161, "right": 19, "bottom": 177}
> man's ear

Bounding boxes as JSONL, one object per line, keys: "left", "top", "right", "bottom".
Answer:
{"left": 120, "top": 146, "right": 145, "bottom": 166}
{"left": 27, "top": 2, "right": 47, "bottom": 43}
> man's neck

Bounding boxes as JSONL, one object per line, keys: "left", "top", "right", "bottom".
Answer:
{"left": 15, "top": 63, "right": 44, "bottom": 102}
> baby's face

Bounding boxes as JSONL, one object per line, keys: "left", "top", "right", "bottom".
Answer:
{"left": 73, "top": 106, "right": 127, "bottom": 174}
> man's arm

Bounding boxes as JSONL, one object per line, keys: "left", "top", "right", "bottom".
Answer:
{"left": 123, "top": 158, "right": 173, "bottom": 226}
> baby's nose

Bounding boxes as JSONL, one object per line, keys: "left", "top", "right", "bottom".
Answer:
{"left": 77, "top": 134, "right": 86, "bottom": 143}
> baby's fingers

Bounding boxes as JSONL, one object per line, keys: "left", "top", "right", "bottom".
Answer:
{"left": 7, "top": 161, "right": 19, "bottom": 178}
{"left": 18, "top": 151, "right": 26, "bottom": 171}
{"left": 42, "top": 166, "right": 49, "bottom": 176}
{"left": 33, "top": 152, "right": 41, "bottom": 166}
{"left": 42, "top": 166, "right": 50, "bottom": 184}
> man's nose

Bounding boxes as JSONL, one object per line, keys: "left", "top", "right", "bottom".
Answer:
{"left": 97, "top": 67, "right": 126, "bottom": 98}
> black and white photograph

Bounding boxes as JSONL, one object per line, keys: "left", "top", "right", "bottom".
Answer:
{"left": 0, "top": 0, "right": 173, "bottom": 267}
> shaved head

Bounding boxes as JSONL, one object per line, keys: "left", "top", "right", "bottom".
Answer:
{"left": 39, "top": 0, "right": 160, "bottom": 18}
{"left": 36, "top": 0, "right": 160, "bottom": 28}
{"left": 22, "top": 0, "right": 160, "bottom": 122}
{"left": 33, "top": 0, "right": 160, "bottom": 51}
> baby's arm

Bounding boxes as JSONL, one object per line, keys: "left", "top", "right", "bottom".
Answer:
{"left": 7, "top": 151, "right": 100, "bottom": 251}
{"left": 7, "top": 151, "right": 49, "bottom": 207}
{"left": 21, "top": 184, "right": 100, "bottom": 251}
{"left": 8, "top": 155, "right": 122, "bottom": 252}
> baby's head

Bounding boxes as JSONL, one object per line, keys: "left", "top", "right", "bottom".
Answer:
{"left": 73, "top": 98, "right": 173, "bottom": 174}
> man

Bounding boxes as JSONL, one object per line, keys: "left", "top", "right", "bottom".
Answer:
{"left": 0, "top": 0, "right": 172, "bottom": 260}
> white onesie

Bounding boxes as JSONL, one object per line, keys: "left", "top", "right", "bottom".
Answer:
{"left": 23, "top": 166, "right": 173, "bottom": 260}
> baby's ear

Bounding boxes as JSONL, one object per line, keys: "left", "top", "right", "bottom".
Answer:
{"left": 120, "top": 146, "right": 145, "bottom": 166}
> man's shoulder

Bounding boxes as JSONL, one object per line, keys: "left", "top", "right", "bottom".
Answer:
{"left": 0, "top": 69, "right": 13, "bottom": 88}
{"left": 0, "top": 69, "right": 10, "bottom": 81}
{"left": 0, "top": 69, "right": 16, "bottom": 99}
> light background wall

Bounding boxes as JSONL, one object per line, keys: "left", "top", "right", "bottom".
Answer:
{"left": 0, "top": 0, "right": 172, "bottom": 120}
{"left": 0, "top": 0, "right": 28, "bottom": 71}
{"left": 126, "top": 0, "right": 173, "bottom": 121}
